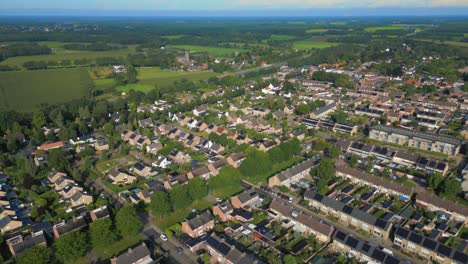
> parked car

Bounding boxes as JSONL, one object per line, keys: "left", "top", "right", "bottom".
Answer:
{"left": 160, "top": 234, "right": 168, "bottom": 241}
{"left": 176, "top": 247, "right": 183, "bottom": 254}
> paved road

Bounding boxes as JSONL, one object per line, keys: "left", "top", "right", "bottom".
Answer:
{"left": 140, "top": 213, "right": 199, "bottom": 264}
{"left": 242, "top": 180, "right": 423, "bottom": 264}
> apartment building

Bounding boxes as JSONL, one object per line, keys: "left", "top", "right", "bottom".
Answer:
{"left": 369, "top": 125, "right": 462, "bottom": 156}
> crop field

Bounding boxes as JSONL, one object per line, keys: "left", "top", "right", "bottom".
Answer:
{"left": 0, "top": 68, "right": 93, "bottom": 111}
{"left": 0, "top": 48, "right": 135, "bottom": 67}
{"left": 292, "top": 41, "right": 340, "bottom": 50}
{"left": 269, "top": 34, "right": 297, "bottom": 40}
{"left": 166, "top": 45, "right": 248, "bottom": 55}
{"left": 137, "top": 67, "right": 217, "bottom": 87}
{"left": 364, "top": 24, "right": 423, "bottom": 32}
{"left": 415, "top": 39, "right": 468, "bottom": 47}
{"left": 305, "top": 28, "right": 328, "bottom": 33}
{"left": 162, "top": 35, "right": 187, "bottom": 39}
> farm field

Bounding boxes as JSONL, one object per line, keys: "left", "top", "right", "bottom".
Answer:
{"left": 292, "top": 40, "right": 340, "bottom": 50}
{"left": 269, "top": 34, "right": 297, "bottom": 40}
{"left": 0, "top": 48, "right": 135, "bottom": 67}
{"left": 162, "top": 35, "right": 187, "bottom": 39}
{"left": 0, "top": 68, "right": 93, "bottom": 111}
{"left": 116, "top": 83, "right": 154, "bottom": 93}
{"left": 166, "top": 45, "right": 248, "bottom": 55}
{"left": 94, "top": 78, "right": 115, "bottom": 91}
{"left": 305, "top": 28, "right": 328, "bottom": 33}
{"left": 137, "top": 67, "right": 217, "bottom": 87}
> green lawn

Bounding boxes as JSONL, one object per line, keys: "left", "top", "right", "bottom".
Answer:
{"left": 137, "top": 67, "right": 217, "bottom": 87}
{"left": 292, "top": 41, "right": 340, "bottom": 50}
{"left": 116, "top": 83, "right": 154, "bottom": 93}
{"left": 166, "top": 45, "right": 248, "bottom": 55}
{"left": 0, "top": 48, "right": 135, "bottom": 67}
{"left": 288, "top": 21, "right": 307, "bottom": 25}
{"left": 93, "top": 235, "right": 143, "bottom": 260}
{"left": 0, "top": 68, "right": 93, "bottom": 111}
{"left": 94, "top": 78, "right": 115, "bottom": 91}
{"left": 305, "top": 29, "right": 328, "bottom": 33}
{"left": 415, "top": 39, "right": 468, "bottom": 48}
{"left": 270, "top": 34, "right": 297, "bottom": 41}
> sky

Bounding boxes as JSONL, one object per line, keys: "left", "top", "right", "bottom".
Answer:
{"left": 1, "top": 0, "right": 468, "bottom": 16}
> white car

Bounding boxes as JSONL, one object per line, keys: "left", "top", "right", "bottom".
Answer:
{"left": 215, "top": 197, "right": 222, "bottom": 203}
{"left": 160, "top": 234, "right": 168, "bottom": 241}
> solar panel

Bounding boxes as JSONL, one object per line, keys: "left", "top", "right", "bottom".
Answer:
{"left": 361, "top": 243, "right": 371, "bottom": 253}
{"left": 371, "top": 249, "right": 386, "bottom": 261}
{"left": 452, "top": 251, "right": 468, "bottom": 263}
{"left": 375, "top": 219, "right": 388, "bottom": 229}
{"left": 437, "top": 244, "right": 452, "bottom": 257}
{"left": 343, "top": 205, "right": 353, "bottom": 214}
{"left": 409, "top": 232, "right": 423, "bottom": 244}
{"left": 395, "top": 227, "right": 409, "bottom": 238}
{"left": 218, "top": 242, "right": 231, "bottom": 256}
{"left": 345, "top": 237, "right": 359, "bottom": 248}
{"left": 384, "top": 255, "right": 400, "bottom": 264}
{"left": 335, "top": 230, "right": 347, "bottom": 241}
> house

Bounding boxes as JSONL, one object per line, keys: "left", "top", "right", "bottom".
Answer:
{"left": 108, "top": 171, "right": 136, "bottom": 185}
{"left": 193, "top": 106, "right": 208, "bottom": 117}
{"left": 90, "top": 206, "right": 110, "bottom": 221}
{"left": 302, "top": 118, "right": 358, "bottom": 136}
{"left": 53, "top": 216, "right": 87, "bottom": 239}
{"left": 269, "top": 199, "right": 334, "bottom": 243}
{"left": 152, "top": 155, "right": 172, "bottom": 169}
{"left": 37, "top": 141, "right": 64, "bottom": 151}
{"left": 332, "top": 230, "right": 403, "bottom": 264}
{"left": 309, "top": 102, "right": 337, "bottom": 119}
{"left": 393, "top": 226, "right": 467, "bottom": 264}
{"left": 205, "top": 234, "right": 262, "bottom": 264}
{"left": 213, "top": 200, "right": 234, "bottom": 222}
{"left": 110, "top": 243, "right": 153, "bottom": 264}
{"left": 168, "top": 149, "right": 191, "bottom": 164}
{"left": 53, "top": 176, "right": 76, "bottom": 191}
{"left": 70, "top": 191, "right": 93, "bottom": 208}
{"left": 138, "top": 118, "right": 154, "bottom": 128}
{"left": 231, "top": 188, "right": 261, "bottom": 211}
{"left": 136, "top": 137, "right": 151, "bottom": 150}
{"left": 268, "top": 157, "right": 319, "bottom": 187}
{"left": 181, "top": 211, "right": 214, "bottom": 238}
{"left": 69, "top": 135, "right": 95, "bottom": 145}
{"left": 393, "top": 151, "right": 420, "bottom": 167}
{"left": 304, "top": 190, "right": 392, "bottom": 240}
{"left": 146, "top": 141, "right": 163, "bottom": 155}
{"left": 133, "top": 163, "right": 157, "bottom": 178}
{"left": 226, "top": 153, "right": 246, "bottom": 168}
{"left": 34, "top": 154, "right": 47, "bottom": 167}
{"left": 0, "top": 213, "right": 22, "bottom": 234}
{"left": 187, "top": 166, "right": 212, "bottom": 179}
{"left": 6, "top": 231, "right": 47, "bottom": 257}
{"left": 94, "top": 138, "right": 109, "bottom": 152}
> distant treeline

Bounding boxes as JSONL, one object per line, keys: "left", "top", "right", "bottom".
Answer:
{"left": 0, "top": 43, "right": 51, "bottom": 62}
{"left": 63, "top": 43, "right": 118, "bottom": 51}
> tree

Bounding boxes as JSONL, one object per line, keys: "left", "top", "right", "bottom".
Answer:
{"left": 150, "top": 191, "right": 172, "bottom": 216}
{"left": 439, "top": 178, "right": 462, "bottom": 197}
{"left": 428, "top": 173, "right": 444, "bottom": 191}
{"left": 170, "top": 184, "right": 191, "bottom": 209}
{"left": 187, "top": 177, "right": 207, "bottom": 201}
{"left": 116, "top": 206, "right": 143, "bottom": 237}
{"left": 315, "top": 158, "right": 335, "bottom": 180}
{"left": 89, "top": 218, "right": 117, "bottom": 248}
{"left": 17, "top": 246, "right": 52, "bottom": 264}
{"left": 284, "top": 255, "right": 297, "bottom": 264}
{"left": 48, "top": 148, "right": 70, "bottom": 172}
{"left": 54, "top": 231, "right": 89, "bottom": 262}
{"left": 32, "top": 111, "right": 46, "bottom": 129}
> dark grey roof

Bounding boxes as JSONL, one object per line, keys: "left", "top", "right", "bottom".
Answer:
{"left": 8, "top": 232, "right": 46, "bottom": 256}
{"left": 273, "top": 158, "right": 318, "bottom": 182}
{"left": 186, "top": 211, "right": 213, "bottom": 230}
{"left": 113, "top": 243, "right": 152, "bottom": 264}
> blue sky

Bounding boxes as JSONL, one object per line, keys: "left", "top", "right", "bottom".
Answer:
{"left": 1, "top": 0, "right": 468, "bottom": 10}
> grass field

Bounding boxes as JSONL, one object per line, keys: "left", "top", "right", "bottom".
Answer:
{"left": 137, "top": 67, "right": 217, "bottom": 87}
{"left": 116, "top": 83, "right": 154, "bottom": 93}
{"left": 288, "top": 21, "right": 307, "bottom": 25}
{"left": 94, "top": 78, "right": 115, "bottom": 91}
{"left": 269, "top": 34, "right": 297, "bottom": 41}
{"left": 167, "top": 45, "right": 248, "bottom": 55}
{"left": 93, "top": 235, "right": 142, "bottom": 260}
{"left": 0, "top": 49, "right": 134, "bottom": 67}
{"left": 162, "top": 35, "right": 186, "bottom": 39}
{"left": 305, "top": 29, "right": 328, "bottom": 33}
{"left": 0, "top": 68, "right": 93, "bottom": 111}
{"left": 292, "top": 41, "right": 340, "bottom": 50}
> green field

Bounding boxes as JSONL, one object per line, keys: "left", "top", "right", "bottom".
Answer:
{"left": 288, "top": 21, "right": 307, "bottom": 25}
{"left": 0, "top": 49, "right": 134, "bottom": 67}
{"left": 137, "top": 67, "right": 217, "bottom": 87}
{"left": 116, "top": 83, "right": 154, "bottom": 93}
{"left": 364, "top": 25, "right": 412, "bottom": 32}
{"left": 162, "top": 35, "right": 187, "bottom": 39}
{"left": 0, "top": 68, "right": 93, "bottom": 111}
{"left": 292, "top": 41, "right": 340, "bottom": 50}
{"left": 167, "top": 45, "right": 248, "bottom": 55}
{"left": 269, "top": 34, "right": 297, "bottom": 41}
{"left": 94, "top": 78, "right": 115, "bottom": 91}
{"left": 305, "top": 29, "right": 328, "bottom": 33}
